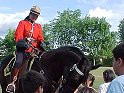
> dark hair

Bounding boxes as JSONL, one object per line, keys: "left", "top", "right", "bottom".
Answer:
{"left": 103, "top": 69, "right": 115, "bottom": 83}
{"left": 112, "top": 43, "right": 124, "bottom": 61}
{"left": 87, "top": 73, "right": 95, "bottom": 87}
{"left": 24, "top": 16, "right": 34, "bottom": 23}
{"left": 20, "top": 70, "right": 45, "bottom": 93}
{"left": 78, "top": 87, "right": 97, "bottom": 93}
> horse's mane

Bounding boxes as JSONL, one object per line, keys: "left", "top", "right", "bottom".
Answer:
{"left": 57, "top": 46, "right": 85, "bottom": 57}
{"left": 57, "top": 46, "right": 90, "bottom": 66}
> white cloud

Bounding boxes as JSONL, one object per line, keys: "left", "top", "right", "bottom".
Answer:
{"left": 88, "top": 7, "right": 114, "bottom": 19}
{"left": 76, "top": 0, "right": 124, "bottom": 32}
{"left": 0, "top": 10, "right": 48, "bottom": 38}
{"left": 88, "top": 7, "right": 120, "bottom": 31}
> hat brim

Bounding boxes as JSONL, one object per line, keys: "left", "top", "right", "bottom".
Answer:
{"left": 30, "top": 11, "right": 40, "bottom": 16}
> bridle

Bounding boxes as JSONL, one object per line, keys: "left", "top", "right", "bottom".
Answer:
{"left": 55, "top": 63, "right": 86, "bottom": 93}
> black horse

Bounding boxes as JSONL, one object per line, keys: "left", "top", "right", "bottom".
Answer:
{"left": 0, "top": 46, "right": 100, "bottom": 93}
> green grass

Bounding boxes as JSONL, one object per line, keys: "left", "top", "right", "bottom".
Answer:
{"left": 0, "top": 67, "right": 113, "bottom": 92}
{"left": 90, "top": 67, "right": 113, "bottom": 91}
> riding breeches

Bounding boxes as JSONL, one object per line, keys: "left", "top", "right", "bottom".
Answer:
{"left": 14, "top": 51, "right": 24, "bottom": 68}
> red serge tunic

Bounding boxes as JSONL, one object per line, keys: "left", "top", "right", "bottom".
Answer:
{"left": 14, "top": 20, "right": 44, "bottom": 52}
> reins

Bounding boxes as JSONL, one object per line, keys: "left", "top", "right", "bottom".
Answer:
{"left": 34, "top": 54, "right": 59, "bottom": 91}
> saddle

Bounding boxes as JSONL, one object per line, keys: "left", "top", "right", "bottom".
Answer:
{"left": 4, "top": 47, "right": 41, "bottom": 77}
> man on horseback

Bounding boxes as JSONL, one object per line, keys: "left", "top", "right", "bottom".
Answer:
{"left": 7, "top": 5, "right": 45, "bottom": 92}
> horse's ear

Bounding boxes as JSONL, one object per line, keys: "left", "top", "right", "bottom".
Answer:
{"left": 91, "top": 64, "right": 102, "bottom": 70}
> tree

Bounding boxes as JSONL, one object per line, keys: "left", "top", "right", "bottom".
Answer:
{"left": 0, "top": 37, "right": 5, "bottom": 60}
{"left": 45, "top": 9, "right": 83, "bottom": 49}
{"left": 81, "top": 16, "right": 117, "bottom": 65}
{"left": 118, "top": 18, "right": 124, "bottom": 43}
{"left": 44, "top": 9, "right": 117, "bottom": 65}
{"left": 0, "top": 37, "right": 3, "bottom": 46}
{"left": 42, "top": 24, "right": 53, "bottom": 50}
{"left": 3, "top": 29, "right": 16, "bottom": 55}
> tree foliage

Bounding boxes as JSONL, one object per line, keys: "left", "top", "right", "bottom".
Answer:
{"left": 43, "top": 9, "right": 117, "bottom": 64}
{"left": 43, "top": 9, "right": 84, "bottom": 49}
{"left": 118, "top": 18, "right": 124, "bottom": 43}
{"left": 0, "top": 37, "right": 3, "bottom": 47}
{"left": 0, "top": 37, "right": 5, "bottom": 60}
{"left": 3, "top": 29, "right": 16, "bottom": 55}
{"left": 42, "top": 24, "right": 53, "bottom": 50}
{"left": 82, "top": 17, "right": 116, "bottom": 63}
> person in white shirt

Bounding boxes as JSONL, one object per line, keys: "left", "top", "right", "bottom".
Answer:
{"left": 98, "top": 69, "right": 115, "bottom": 93}
{"left": 107, "top": 43, "right": 124, "bottom": 93}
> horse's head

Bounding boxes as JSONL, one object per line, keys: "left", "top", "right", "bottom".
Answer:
{"left": 59, "top": 53, "right": 91, "bottom": 93}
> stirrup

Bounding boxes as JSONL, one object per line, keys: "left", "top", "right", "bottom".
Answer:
{"left": 6, "top": 76, "right": 17, "bottom": 93}
{"left": 6, "top": 83, "right": 16, "bottom": 93}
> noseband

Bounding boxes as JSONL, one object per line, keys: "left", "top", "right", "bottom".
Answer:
{"left": 55, "top": 63, "right": 85, "bottom": 93}
{"left": 63, "top": 63, "right": 85, "bottom": 83}
{"left": 70, "top": 64, "right": 84, "bottom": 76}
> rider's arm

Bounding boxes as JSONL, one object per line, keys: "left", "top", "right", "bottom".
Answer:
{"left": 14, "top": 21, "right": 24, "bottom": 42}
{"left": 37, "top": 24, "right": 44, "bottom": 43}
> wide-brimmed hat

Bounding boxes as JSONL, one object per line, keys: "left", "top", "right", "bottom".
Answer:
{"left": 30, "top": 5, "right": 41, "bottom": 15}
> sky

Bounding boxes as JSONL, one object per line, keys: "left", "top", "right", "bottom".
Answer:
{"left": 0, "top": 0, "right": 124, "bottom": 38}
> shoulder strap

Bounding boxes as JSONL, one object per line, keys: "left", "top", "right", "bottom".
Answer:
{"left": 26, "top": 23, "right": 35, "bottom": 42}
{"left": 29, "top": 23, "right": 34, "bottom": 39}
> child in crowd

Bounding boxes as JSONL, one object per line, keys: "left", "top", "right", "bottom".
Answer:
{"left": 98, "top": 69, "right": 115, "bottom": 93}
{"left": 75, "top": 73, "right": 97, "bottom": 93}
